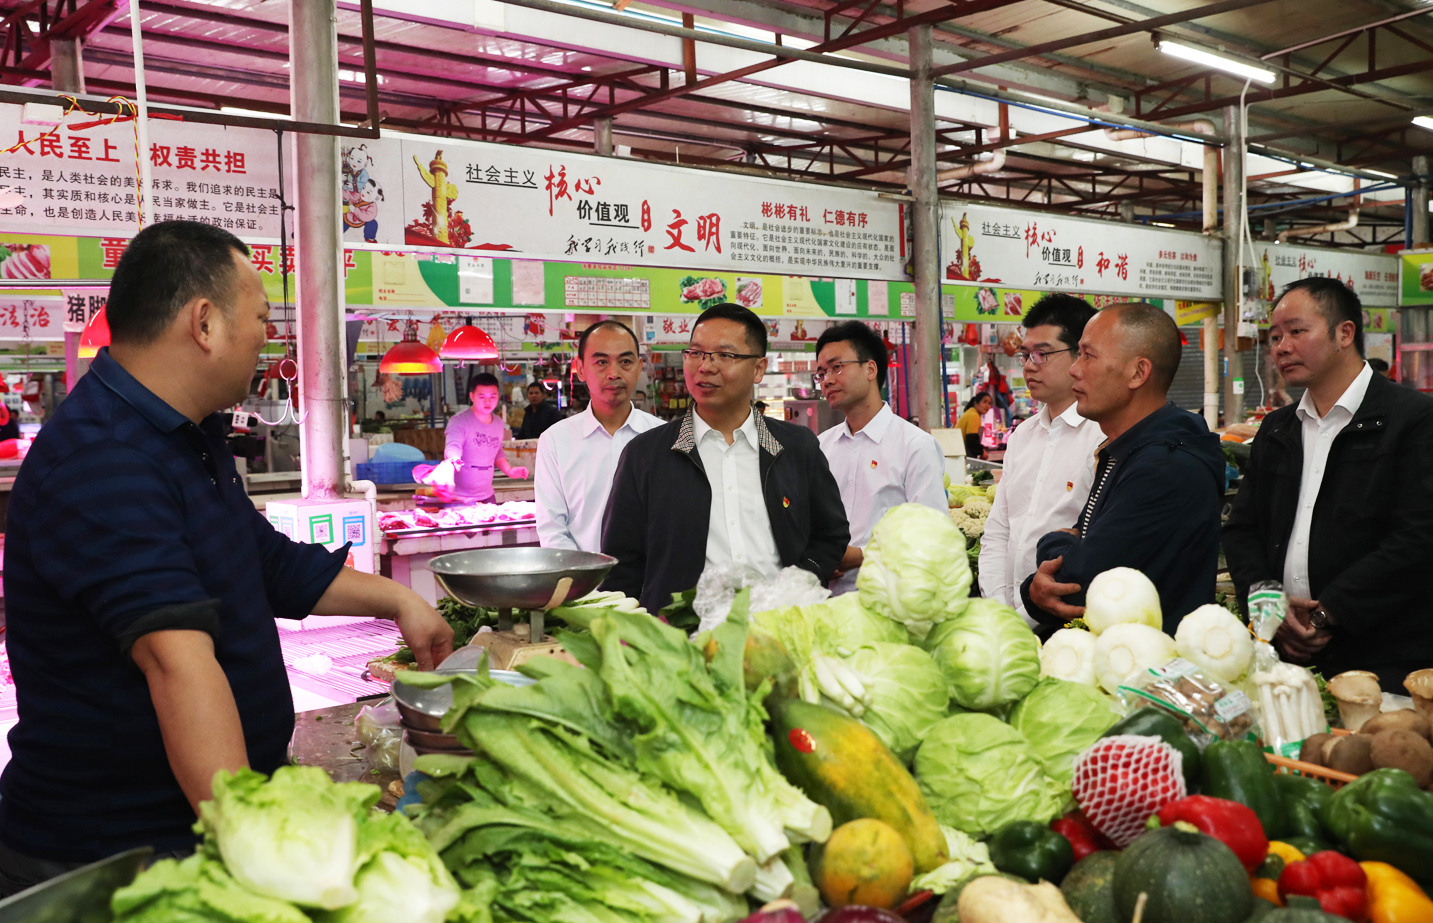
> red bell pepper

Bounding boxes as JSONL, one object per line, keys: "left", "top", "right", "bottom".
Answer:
{"left": 1050, "top": 810, "right": 1117, "bottom": 862}
{"left": 1156, "top": 795, "right": 1269, "bottom": 872}
{"left": 1278, "top": 851, "right": 1369, "bottom": 922}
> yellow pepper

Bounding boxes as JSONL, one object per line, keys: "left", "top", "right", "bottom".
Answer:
{"left": 1362, "top": 862, "right": 1433, "bottom": 923}
{"left": 1252, "top": 842, "right": 1309, "bottom": 906}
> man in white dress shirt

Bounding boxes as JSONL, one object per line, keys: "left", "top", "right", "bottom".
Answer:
{"left": 816, "top": 321, "right": 946, "bottom": 595}
{"left": 980, "top": 294, "right": 1105, "bottom": 622}
{"left": 535, "top": 320, "right": 661, "bottom": 552}
{"left": 1225, "top": 278, "right": 1433, "bottom": 687}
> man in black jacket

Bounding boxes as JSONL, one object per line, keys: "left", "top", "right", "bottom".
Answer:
{"left": 1224, "top": 278, "right": 1433, "bottom": 688}
{"left": 601, "top": 303, "right": 849, "bottom": 614}
{"left": 516, "top": 382, "right": 562, "bottom": 440}
{"left": 1022, "top": 302, "right": 1225, "bottom": 636}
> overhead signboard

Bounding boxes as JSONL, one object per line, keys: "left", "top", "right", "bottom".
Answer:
{"left": 939, "top": 202, "right": 1223, "bottom": 302}
{"left": 1254, "top": 242, "right": 1398, "bottom": 307}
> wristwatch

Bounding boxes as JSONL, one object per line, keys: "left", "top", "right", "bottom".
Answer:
{"left": 1309, "top": 605, "right": 1334, "bottom": 630}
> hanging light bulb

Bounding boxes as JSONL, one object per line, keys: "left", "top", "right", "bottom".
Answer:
{"left": 77, "top": 306, "right": 110, "bottom": 359}
{"left": 440, "top": 317, "right": 498, "bottom": 362}
{"left": 379, "top": 318, "right": 442, "bottom": 374}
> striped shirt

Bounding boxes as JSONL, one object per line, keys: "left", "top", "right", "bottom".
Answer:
{"left": 0, "top": 348, "right": 346, "bottom": 862}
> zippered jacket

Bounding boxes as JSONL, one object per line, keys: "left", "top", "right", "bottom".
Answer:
{"left": 601, "top": 406, "right": 850, "bottom": 614}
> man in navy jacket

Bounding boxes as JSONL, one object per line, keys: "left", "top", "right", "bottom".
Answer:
{"left": 601, "top": 303, "right": 849, "bottom": 614}
{"left": 1022, "top": 302, "right": 1225, "bottom": 636}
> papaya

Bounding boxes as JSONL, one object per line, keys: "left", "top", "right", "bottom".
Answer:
{"left": 813, "top": 818, "right": 914, "bottom": 909}
{"left": 770, "top": 697, "right": 948, "bottom": 874}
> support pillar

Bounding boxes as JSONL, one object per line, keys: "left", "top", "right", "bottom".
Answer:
{"left": 1201, "top": 141, "right": 1219, "bottom": 431}
{"left": 291, "top": 0, "right": 347, "bottom": 499}
{"left": 593, "top": 117, "right": 613, "bottom": 155}
{"left": 1414, "top": 154, "right": 1429, "bottom": 248}
{"left": 53, "top": 37, "right": 85, "bottom": 395}
{"left": 1222, "top": 105, "right": 1245, "bottom": 425}
{"left": 907, "top": 24, "right": 942, "bottom": 432}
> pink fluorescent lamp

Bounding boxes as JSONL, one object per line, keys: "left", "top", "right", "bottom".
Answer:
{"left": 77, "top": 306, "right": 110, "bottom": 359}
{"left": 440, "top": 320, "right": 498, "bottom": 362}
{"left": 379, "top": 319, "right": 442, "bottom": 375}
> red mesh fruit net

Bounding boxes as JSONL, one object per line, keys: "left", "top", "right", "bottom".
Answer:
{"left": 1071, "top": 734, "right": 1188, "bottom": 847}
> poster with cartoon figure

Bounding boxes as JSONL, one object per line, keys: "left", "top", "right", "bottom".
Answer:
{"left": 341, "top": 142, "right": 401, "bottom": 244}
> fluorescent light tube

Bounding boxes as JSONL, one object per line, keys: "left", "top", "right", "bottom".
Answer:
{"left": 1158, "top": 40, "right": 1276, "bottom": 84}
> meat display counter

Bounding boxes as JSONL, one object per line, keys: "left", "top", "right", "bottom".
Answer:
{"left": 376, "top": 500, "right": 540, "bottom": 605}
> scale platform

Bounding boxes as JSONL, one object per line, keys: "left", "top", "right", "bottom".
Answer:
{"left": 428, "top": 547, "right": 616, "bottom": 670}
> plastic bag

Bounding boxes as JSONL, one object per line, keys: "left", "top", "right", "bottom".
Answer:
{"left": 1252, "top": 662, "right": 1328, "bottom": 758}
{"left": 1118, "top": 658, "right": 1257, "bottom": 746}
{"left": 1247, "top": 579, "right": 1287, "bottom": 674}
{"left": 355, "top": 697, "right": 403, "bottom": 772}
{"left": 691, "top": 564, "right": 831, "bottom": 635}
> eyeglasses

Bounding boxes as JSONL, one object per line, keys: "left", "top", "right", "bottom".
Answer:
{"left": 1016, "top": 346, "right": 1076, "bottom": 367}
{"left": 812, "top": 359, "right": 865, "bottom": 384}
{"left": 681, "top": 348, "right": 762, "bottom": 368}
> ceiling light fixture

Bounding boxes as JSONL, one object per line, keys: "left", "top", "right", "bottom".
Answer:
{"left": 379, "top": 319, "right": 442, "bottom": 375}
{"left": 1157, "top": 40, "right": 1275, "bottom": 84}
{"left": 1414, "top": 116, "right": 1433, "bottom": 133}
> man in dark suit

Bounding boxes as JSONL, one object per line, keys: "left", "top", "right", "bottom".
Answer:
{"left": 1225, "top": 277, "right": 1433, "bottom": 689}
{"left": 601, "top": 303, "right": 850, "bottom": 614}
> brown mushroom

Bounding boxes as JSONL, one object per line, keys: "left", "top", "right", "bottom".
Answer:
{"left": 1328, "top": 671, "right": 1383, "bottom": 732}
{"left": 1300, "top": 733, "right": 1334, "bottom": 766}
{"left": 1370, "top": 729, "right": 1433, "bottom": 787}
{"left": 1328, "top": 734, "right": 1376, "bottom": 775}
{"left": 1361, "top": 710, "right": 1432, "bottom": 742}
{"left": 1405, "top": 670, "right": 1433, "bottom": 721}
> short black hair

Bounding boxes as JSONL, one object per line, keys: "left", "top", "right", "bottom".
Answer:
{"left": 469, "top": 372, "right": 500, "bottom": 392}
{"left": 578, "top": 319, "right": 640, "bottom": 359}
{"left": 1368, "top": 357, "right": 1390, "bottom": 374}
{"left": 1023, "top": 292, "right": 1097, "bottom": 350}
{"left": 816, "top": 320, "right": 889, "bottom": 389}
{"left": 693, "top": 302, "right": 767, "bottom": 356}
{"left": 1103, "top": 302, "right": 1182, "bottom": 392}
{"left": 1277, "top": 276, "right": 1364, "bottom": 357}
{"left": 107, "top": 220, "right": 252, "bottom": 345}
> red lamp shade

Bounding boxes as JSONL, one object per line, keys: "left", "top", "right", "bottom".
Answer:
{"left": 379, "top": 320, "right": 442, "bottom": 375}
{"left": 78, "top": 306, "right": 110, "bottom": 359}
{"left": 440, "top": 323, "right": 498, "bottom": 361}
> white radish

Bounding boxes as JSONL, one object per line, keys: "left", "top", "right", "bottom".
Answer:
{"left": 1040, "top": 629, "right": 1099, "bottom": 686}
{"left": 1175, "top": 604, "right": 1255, "bottom": 684}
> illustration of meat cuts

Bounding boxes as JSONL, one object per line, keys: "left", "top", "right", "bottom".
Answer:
{"left": 681, "top": 277, "right": 726, "bottom": 301}
{"left": 736, "top": 279, "right": 762, "bottom": 308}
{"left": 1003, "top": 292, "right": 1023, "bottom": 316}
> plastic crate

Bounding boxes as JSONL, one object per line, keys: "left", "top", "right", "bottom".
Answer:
{"left": 1264, "top": 728, "right": 1356, "bottom": 789}
{"left": 356, "top": 460, "right": 423, "bottom": 485}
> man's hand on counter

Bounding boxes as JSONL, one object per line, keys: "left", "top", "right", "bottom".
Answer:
{"left": 313, "top": 569, "right": 456, "bottom": 670}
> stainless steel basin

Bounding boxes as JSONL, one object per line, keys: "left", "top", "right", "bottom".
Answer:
{"left": 427, "top": 547, "right": 617, "bottom": 611}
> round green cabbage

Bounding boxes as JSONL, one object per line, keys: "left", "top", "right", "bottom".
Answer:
{"left": 924, "top": 600, "right": 1040, "bottom": 711}
{"left": 840, "top": 643, "right": 950, "bottom": 762}
{"left": 1008, "top": 678, "right": 1121, "bottom": 785}
{"left": 914, "top": 713, "right": 1068, "bottom": 838}
{"left": 856, "top": 504, "right": 972, "bottom": 641}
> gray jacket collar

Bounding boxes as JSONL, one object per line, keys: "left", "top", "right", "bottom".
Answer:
{"left": 672, "top": 405, "right": 783, "bottom": 457}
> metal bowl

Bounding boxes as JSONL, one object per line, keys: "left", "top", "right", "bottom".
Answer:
{"left": 427, "top": 547, "right": 617, "bottom": 610}
{"left": 391, "top": 664, "right": 536, "bottom": 731}
{"left": 403, "top": 725, "right": 467, "bottom": 750}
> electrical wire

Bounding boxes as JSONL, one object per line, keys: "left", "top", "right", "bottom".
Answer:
{"left": 1238, "top": 77, "right": 1268, "bottom": 415}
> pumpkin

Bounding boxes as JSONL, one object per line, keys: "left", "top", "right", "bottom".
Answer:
{"left": 1113, "top": 821, "right": 1253, "bottom": 923}
{"left": 1060, "top": 850, "right": 1119, "bottom": 923}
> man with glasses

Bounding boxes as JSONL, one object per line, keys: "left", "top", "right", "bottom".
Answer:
{"left": 535, "top": 320, "right": 661, "bottom": 552}
{"left": 815, "top": 321, "right": 946, "bottom": 595}
{"left": 980, "top": 294, "right": 1105, "bottom": 624}
{"left": 601, "top": 303, "right": 849, "bottom": 613}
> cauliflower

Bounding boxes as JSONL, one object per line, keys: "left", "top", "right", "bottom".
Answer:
{"left": 961, "top": 498, "right": 992, "bottom": 518}
{"left": 950, "top": 507, "right": 985, "bottom": 541}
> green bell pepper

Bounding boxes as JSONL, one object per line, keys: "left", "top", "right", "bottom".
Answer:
{"left": 1204, "top": 739, "right": 1287, "bottom": 839}
{"left": 1274, "top": 773, "right": 1333, "bottom": 842}
{"left": 1103, "top": 707, "right": 1202, "bottom": 793}
{"left": 1321, "top": 768, "right": 1433, "bottom": 887}
{"left": 987, "top": 820, "right": 1075, "bottom": 885}
{"left": 1280, "top": 835, "right": 1335, "bottom": 857}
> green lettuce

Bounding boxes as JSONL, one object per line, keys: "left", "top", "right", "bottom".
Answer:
{"left": 752, "top": 593, "right": 906, "bottom": 702}
{"left": 837, "top": 643, "right": 949, "bottom": 762}
{"left": 111, "top": 854, "right": 311, "bottom": 923}
{"left": 857, "top": 503, "right": 972, "bottom": 640}
{"left": 320, "top": 811, "right": 460, "bottom": 923}
{"left": 924, "top": 599, "right": 1041, "bottom": 711}
{"left": 914, "top": 713, "right": 1068, "bottom": 838}
{"left": 909, "top": 825, "right": 996, "bottom": 895}
{"left": 1009, "top": 678, "right": 1121, "bottom": 785}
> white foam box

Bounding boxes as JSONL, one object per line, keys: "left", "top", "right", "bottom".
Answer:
{"left": 266, "top": 498, "right": 377, "bottom": 628}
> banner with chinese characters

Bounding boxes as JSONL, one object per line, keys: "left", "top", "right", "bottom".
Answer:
{"left": 0, "top": 103, "right": 283, "bottom": 239}
{"left": 940, "top": 202, "right": 1222, "bottom": 301}
{"left": 350, "top": 135, "right": 902, "bottom": 280}
{"left": 1253, "top": 242, "right": 1398, "bottom": 306}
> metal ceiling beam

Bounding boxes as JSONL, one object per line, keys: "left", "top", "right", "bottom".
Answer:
{"left": 931, "top": 0, "right": 1279, "bottom": 77}
{"left": 1259, "top": 7, "right": 1433, "bottom": 59}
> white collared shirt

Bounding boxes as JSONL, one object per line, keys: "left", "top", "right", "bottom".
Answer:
{"left": 1283, "top": 362, "right": 1374, "bottom": 600}
{"left": 978, "top": 400, "right": 1104, "bottom": 622}
{"left": 535, "top": 403, "right": 663, "bottom": 552}
{"left": 819, "top": 403, "right": 947, "bottom": 594}
{"left": 693, "top": 408, "right": 781, "bottom": 578}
